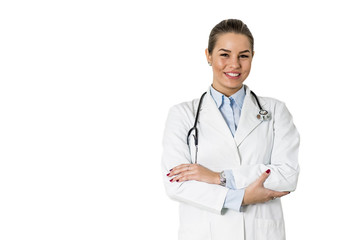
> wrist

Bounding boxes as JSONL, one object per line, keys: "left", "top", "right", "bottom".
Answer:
{"left": 213, "top": 172, "right": 221, "bottom": 185}
{"left": 242, "top": 188, "right": 248, "bottom": 205}
{"left": 219, "top": 171, "right": 226, "bottom": 186}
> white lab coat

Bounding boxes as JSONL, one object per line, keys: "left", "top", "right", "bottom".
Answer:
{"left": 162, "top": 85, "right": 300, "bottom": 240}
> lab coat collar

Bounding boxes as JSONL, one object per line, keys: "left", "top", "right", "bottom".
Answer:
{"left": 201, "top": 85, "right": 267, "bottom": 146}
{"left": 233, "top": 85, "right": 267, "bottom": 146}
{"left": 209, "top": 85, "right": 246, "bottom": 110}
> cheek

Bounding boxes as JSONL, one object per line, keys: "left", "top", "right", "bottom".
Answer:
{"left": 213, "top": 59, "right": 226, "bottom": 72}
{"left": 242, "top": 61, "right": 252, "bottom": 71}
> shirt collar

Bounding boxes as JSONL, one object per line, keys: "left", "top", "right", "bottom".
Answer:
{"left": 210, "top": 85, "right": 246, "bottom": 109}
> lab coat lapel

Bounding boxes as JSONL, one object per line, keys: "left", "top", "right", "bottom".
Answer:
{"left": 200, "top": 88, "right": 234, "bottom": 140}
{"left": 234, "top": 86, "right": 266, "bottom": 146}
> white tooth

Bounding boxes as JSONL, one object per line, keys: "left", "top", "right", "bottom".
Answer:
{"left": 227, "top": 73, "right": 239, "bottom": 77}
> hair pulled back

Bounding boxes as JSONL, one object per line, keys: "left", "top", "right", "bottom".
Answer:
{"left": 208, "top": 19, "right": 254, "bottom": 55}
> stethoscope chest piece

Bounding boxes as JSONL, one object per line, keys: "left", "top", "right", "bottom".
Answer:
{"left": 257, "top": 110, "right": 271, "bottom": 121}
{"left": 187, "top": 89, "right": 271, "bottom": 163}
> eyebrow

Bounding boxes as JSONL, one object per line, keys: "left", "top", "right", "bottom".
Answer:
{"left": 218, "top": 48, "right": 250, "bottom": 54}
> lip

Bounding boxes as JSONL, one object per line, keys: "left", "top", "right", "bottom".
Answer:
{"left": 224, "top": 71, "right": 241, "bottom": 80}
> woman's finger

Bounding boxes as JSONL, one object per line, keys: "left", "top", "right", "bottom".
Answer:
{"left": 167, "top": 164, "right": 188, "bottom": 177}
{"left": 167, "top": 164, "right": 218, "bottom": 184}
{"left": 170, "top": 169, "right": 196, "bottom": 182}
{"left": 167, "top": 164, "right": 193, "bottom": 177}
{"left": 256, "top": 169, "right": 271, "bottom": 185}
{"left": 269, "top": 190, "right": 290, "bottom": 199}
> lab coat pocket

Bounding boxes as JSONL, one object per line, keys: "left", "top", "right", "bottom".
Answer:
{"left": 254, "top": 218, "right": 285, "bottom": 240}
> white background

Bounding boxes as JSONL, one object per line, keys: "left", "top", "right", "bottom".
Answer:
{"left": 1, "top": 0, "right": 359, "bottom": 239}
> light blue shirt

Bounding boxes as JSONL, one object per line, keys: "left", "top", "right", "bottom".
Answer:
{"left": 210, "top": 86, "right": 246, "bottom": 212}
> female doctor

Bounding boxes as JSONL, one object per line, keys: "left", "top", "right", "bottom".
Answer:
{"left": 162, "top": 19, "right": 300, "bottom": 240}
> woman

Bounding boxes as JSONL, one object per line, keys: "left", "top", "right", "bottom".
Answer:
{"left": 162, "top": 19, "right": 300, "bottom": 240}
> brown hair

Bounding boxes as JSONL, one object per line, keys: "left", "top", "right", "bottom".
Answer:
{"left": 208, "top": 19, "right": 254, "bottom": 55}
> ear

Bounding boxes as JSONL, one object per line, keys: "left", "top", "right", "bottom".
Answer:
{"left": 252, "top": 50, "right": 255, "bottom": 57}
{"left": 205, "top": 48, "right": 212, "bottom": 64}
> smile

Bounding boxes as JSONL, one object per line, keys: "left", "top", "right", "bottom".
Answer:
{"left": 226, "top": 73, "right": 240, "bottom": 77}
{"left": 224, "top": 72, "right": 241, "bottom": 79}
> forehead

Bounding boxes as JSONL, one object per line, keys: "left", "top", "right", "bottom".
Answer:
{"left": 214, "top": 33, "right": 251, "bottom": 51}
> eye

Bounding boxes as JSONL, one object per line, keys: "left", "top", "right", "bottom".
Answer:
{"left": 239, "top": 55, "right": 249, "bottom": 58}
{"left": 220, "top": 53, "right": 229, "bottom": 57}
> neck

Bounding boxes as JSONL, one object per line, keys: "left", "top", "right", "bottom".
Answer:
{"left": 211, "top": 84, "right": 243, "bottom": 97}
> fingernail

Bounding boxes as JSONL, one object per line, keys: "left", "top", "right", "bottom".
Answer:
{"left": 170, "top": 179, "right": 173, "bottom": 182}
{"left": 169, "top": 169, "right": 173, "bottom": 171}
{"left": 266, "top": 169, "right": 271, "bottom": 174}
{"left": 166, "top": 173, "right": 170, "bottom": 176}
{"left": 176, "top": 180, "right": 179, "bottom": 182}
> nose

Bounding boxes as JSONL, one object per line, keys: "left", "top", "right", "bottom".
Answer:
{"left": 229, "top": 56, "right": 241, "bottom": 69}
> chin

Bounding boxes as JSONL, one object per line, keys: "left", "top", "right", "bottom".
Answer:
{"left": 213, "top": 77, "right": 245, "bottom": 94}
{"left": 224, "top": 81, "right": 244, "bottom": 89}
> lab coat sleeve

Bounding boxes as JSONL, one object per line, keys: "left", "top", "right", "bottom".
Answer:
{"left": 230, "top": 102, "right": 300, "bottom": 192}
{"left": 223, "top": 170, "right": 245, "bottom": 211}
{"left": 223, "top": 189, "right": 245, "bottom": 211}
{"left": 162, "top": 104, "right": 229, "bottom": 215}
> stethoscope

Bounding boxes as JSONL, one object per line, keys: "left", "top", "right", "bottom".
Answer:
{"left": 186, "top": 90, "right": 271, "bottom": 163}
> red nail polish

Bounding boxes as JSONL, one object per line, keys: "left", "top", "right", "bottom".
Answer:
{"left": 170, "top": 179, "right": 173, "bottom": 182}
{"left": 166, "top": 173, "right": 170, "bottom": 176}
{"left": 169, "top": 169, "right": 173, "bottom": 171}
{"left": 176, "top": 180, "right": 179, "bottom": 182}
{"left": 266, "top": 169, "right": 271, "bottom": 174}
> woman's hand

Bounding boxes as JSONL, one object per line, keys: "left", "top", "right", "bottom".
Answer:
{"left": 242, "top": 169, "right": 290, "bottom": 205}
{"left": 167, "top": 164, "right": 220, "bottom": 185}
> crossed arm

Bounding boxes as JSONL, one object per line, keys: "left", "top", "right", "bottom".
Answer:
{"left": 162, "top": 102, "right": 299, "bottom": 212}
{"left": 166, "top": 163, "right": 290, "bottom": 206}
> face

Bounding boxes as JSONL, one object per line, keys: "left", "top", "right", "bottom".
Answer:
{"left": 206, "top": 33, "right": 254, "bottom": 97}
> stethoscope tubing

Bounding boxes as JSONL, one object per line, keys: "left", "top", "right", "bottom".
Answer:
{"left": 186, "top": 92, "right": 207, "bottom": 146}
{"left": 186, "top": 90, "right": 270, "bottom": 163}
